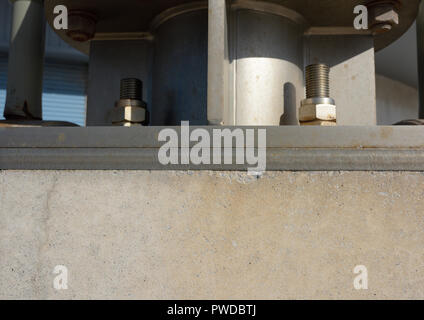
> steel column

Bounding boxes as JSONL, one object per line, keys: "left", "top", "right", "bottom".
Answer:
{"left": 207, "top": 0, "right": 229, "bottom": 125}
{"left": 4, "top": 0, "right": 45, "bottom": 120}
{"left": 417, "top": 0, "right": 424, "bottom": 118}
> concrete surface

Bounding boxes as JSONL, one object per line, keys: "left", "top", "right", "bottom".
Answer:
{"left": 1, "top": 170, "right": 424, "bottom": 300}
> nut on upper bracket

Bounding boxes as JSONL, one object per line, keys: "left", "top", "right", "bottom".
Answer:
{"left": 367, "top": 0, "right": 400, "bottom": 35}
{"left": 66, "top": 10, "right": 97, "bottom": 42}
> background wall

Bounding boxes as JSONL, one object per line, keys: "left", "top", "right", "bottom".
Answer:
{"left": 376, "top": 75, "right": 419, "bottom": 125}
{"left": 375, "top": 22, "right": 420, "bottom": 124}
{"left": 0, "top": 0, "right": 88, "bottom": 126}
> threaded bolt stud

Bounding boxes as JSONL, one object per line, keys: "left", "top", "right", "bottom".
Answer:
{"left": 300, "top": 63, "right": 336, "bottom": 126}
{"left": 111, "top": 78, "right": 147, "bottom": 126}
{"left": 305, "top": 64, "right": 330, "bottom": 99}
{"left": 120, "top": 78, "right": 143, "bottom": 101}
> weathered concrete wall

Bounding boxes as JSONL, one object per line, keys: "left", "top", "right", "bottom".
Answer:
{"left": 1, "top": 170, "right": 424, "bottom": 300}
{"left": 376, "top": 75, "right": 419, "bottom": 125}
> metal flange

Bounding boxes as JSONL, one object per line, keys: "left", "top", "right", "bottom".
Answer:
{"left": 44, "top": 0, "right": 419, "bottom": 55}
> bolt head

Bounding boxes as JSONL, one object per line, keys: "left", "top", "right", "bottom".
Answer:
{"left": 368, "top": 2, "right": 399, "bottom": 35}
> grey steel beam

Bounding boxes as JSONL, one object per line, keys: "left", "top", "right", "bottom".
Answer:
{"left": 1, "top": 126, "right": 424, "bottom": 148}
{"left": 0, "top": 126, "right": 423, "bottom": 171}
{"left": 4, "top": 0, "right": 45, "bottom": 120}
{"left": 1, "top": 147, "right": 423, "bottom": 171}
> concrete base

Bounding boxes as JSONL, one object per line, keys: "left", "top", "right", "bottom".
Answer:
{"left": 1, "top": 170, "right": 424, "bottom": 299}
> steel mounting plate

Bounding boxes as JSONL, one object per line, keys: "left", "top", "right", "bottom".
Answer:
{"left": 44, "top": 0, "right": 419, "bottom": 54}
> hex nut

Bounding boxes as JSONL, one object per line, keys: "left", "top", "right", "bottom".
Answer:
{"left": 66, "top": 11, "right": 97, "bottom": 42}
{"left": 113, "top": 122, "right": 143, "bottom": 127}
{"left": 300, "top": 120, "right": 337, "bottom": 126}
{"left": 299, "top": 103, "right": 316, "bottom": 122}
{"left": 111, "top": 106, "right": 146, "bottom": 123}
{"left": 316, "top": 104, "right": 336, "bottom": 121}
{"left": 300, "top": 103, "right": 336, "bottom": 122}
{"left": 374, "top": 8, "right": 399, "bottom": 25}
{"left": 367, "top": 1, "right": 399, "bottom": 35}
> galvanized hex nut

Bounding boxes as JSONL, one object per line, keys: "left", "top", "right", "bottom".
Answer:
{"left": 111, "top": 106, "right": 146, "bottom": 123}
{"left": 367, "top": 1, "right": 399, "bottom": 35}
{"left": 300, "top": 100, "right": 336, "bottom": 122}
{"left": 316, "top": 104, "right": 336, "bottom": 121}
{"left": 299, "top": 103, "right": 316, "bottom": 122}
{"left": 66, "top": 10, "right": 97, "bottom": 42}
{"left": 113, "top": 122, "right": 143, "bottom": 127}
{"left": 373, "top": 7, "right": 399, "bottom": 25}
{"left": 300, "top": 120, "right": 337, "bottom": 127}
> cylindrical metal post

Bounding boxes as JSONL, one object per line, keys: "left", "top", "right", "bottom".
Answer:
{"left": 152, "top": 6, "right": 208, "bottom": 126}
{"left": 4, "top": 0, "right": 46, "bottom": 120}
{"left": 231, "top": 7, "right": 305, "bottom": 126}
{"left": 417, "top": 0, "right": 424, "bottom": 119}
{"left": 208, "top": 0, "right": 229, "bottom": 125}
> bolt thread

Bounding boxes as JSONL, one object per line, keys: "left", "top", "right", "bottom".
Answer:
{"left": 305, "top": 64, "right": 330, "bottom": 98}
{"left": 120, "top": 78, "right": 143, "bottom": 100}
